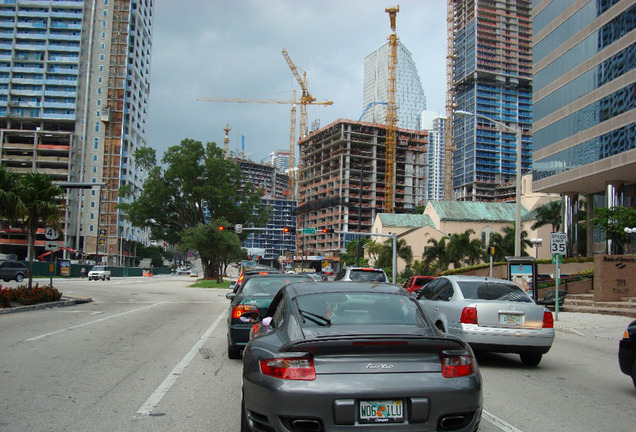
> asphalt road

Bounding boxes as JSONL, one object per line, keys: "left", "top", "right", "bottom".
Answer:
{"left": 1, "top": 275, "right": 634, "bottom": 431}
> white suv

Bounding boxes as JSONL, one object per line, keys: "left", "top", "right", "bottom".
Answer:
{"left": 334, "top": 266, "right": 388, "bottom": 282}
{"left": 88, "top": 265, "right": 111, "bottom": 281}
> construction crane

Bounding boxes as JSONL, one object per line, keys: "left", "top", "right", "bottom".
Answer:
{"left": 223, "top": 123, "right": 231, "bottom": 159}
{"left": 281, "top": 48, "right": 318, "bottom": 141}
{"left": 444, "top": 0, "right": 456, "bottom": 200}
{"left": 384, "top": 5, "right": 399, "bottom": 214}
{"left": 196, "top": 95, "right": 333, "bottom": 193}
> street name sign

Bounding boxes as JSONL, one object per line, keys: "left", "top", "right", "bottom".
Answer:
{"left": 302, "top": 228, "right": 316, "bottom": 235}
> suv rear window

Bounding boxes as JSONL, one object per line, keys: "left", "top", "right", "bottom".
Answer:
{"left": 349, "top": 269, "right": 387, "bottom": 282}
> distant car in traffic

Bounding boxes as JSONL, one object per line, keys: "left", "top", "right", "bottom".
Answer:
{"left": 404, "top": 275, "right": 436, "bottom": 293}
{"left": 225, "top": 273, "right": 313, "bottom": 359}
{"left": 88, "top": 265, "right": 111, "bottom": 281}
{"left": 0, "top": 260, "right": 29, "bottom": 283}
{"left": 619, "top": 319, "right": 636, "bottom": 389}
{"left": 334, "top": 266, "right": 389, "bottom": 282}
{"left": 242, "top": 281, "right": 483, "bottom": 431}
{"left": 417, "top": 275, "right": 555, "bottom": 366}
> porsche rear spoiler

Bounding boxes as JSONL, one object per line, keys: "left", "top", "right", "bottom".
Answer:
{"left": 281, "top": 334, "right": 470, "bottom": 356}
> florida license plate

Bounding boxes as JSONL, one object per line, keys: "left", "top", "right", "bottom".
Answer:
{"left": 359, "top": 400, "right": 404, "bottom": 423}
{"left": 500, "top": 313, "right": 523, "bottom": 325}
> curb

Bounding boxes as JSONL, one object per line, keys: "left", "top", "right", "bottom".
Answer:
{"left": 0, "top": 296, "right": 93, "bottom": 315}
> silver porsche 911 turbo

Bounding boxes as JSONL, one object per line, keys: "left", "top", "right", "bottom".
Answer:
{"left": 241, "top": 281, "right": 483, "bottom": 432}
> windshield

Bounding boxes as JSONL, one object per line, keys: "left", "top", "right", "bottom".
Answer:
{"left": 241, "top": 276, "right": 307, "bottom": 297}
{"left": 459, "top": 281, "right": 532, "bottom": 302}
{"left": 295, "top": 292, "right": 428, "bottom": 327}
{"left": 92, "top": 266, "right": 106, "bottom": 271}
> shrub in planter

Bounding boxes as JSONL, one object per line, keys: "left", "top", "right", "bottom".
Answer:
{"left": 0, "top": 287, "right": 11, "bottom": 308}
{"left": 10, "top": 284, "right": 62, "bottom": 306}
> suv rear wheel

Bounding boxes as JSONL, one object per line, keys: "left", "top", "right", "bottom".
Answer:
{"left": 15, "top": 273, "right": 24, "bottom": 283}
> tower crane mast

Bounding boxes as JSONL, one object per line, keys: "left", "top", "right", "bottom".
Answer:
{"left": 384, "top": 5, "right": 399, "bottom": 214}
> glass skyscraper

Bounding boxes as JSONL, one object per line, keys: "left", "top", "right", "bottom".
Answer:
{"left": 362, "top": 41, "right": 426, "bottom": 130}
{"left": 532, "top": 0, "right": 636, "bottom": 254}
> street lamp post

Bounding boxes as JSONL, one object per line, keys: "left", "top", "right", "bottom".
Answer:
{"left": 455, "top": 110, "right": 523, "bottom": 256}
{"left": 530, "top": 237, "right": 543, "bottom": 259}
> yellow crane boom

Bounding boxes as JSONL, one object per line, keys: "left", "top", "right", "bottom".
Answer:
{"left": 196, "top": 96, "right": 333, "bottom": 195}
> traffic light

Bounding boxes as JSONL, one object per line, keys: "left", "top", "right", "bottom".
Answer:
{"left": 322, "top": 228, "right": 335, "bottom": 234}
{"left": 218, "top": 225, "right": 225, "bottom": 231}
{"left": 283, "top": 227, "right": 290, "bottom": 233}
{"left": 488, "top": 246, "right": 495, "bottom": 256}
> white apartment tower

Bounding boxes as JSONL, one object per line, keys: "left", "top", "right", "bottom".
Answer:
{"left": 362, "top": 41, "right": 426, "bottom": 130}
{"left": 421, "top": 111, "right": 446, "bottom": 202}
{"left": 0, "top": 0, "right": 154, "bottom": 265}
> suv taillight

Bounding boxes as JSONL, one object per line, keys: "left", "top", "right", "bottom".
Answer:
{"left": 260, "top": 357, "right": 316, "bottom": 380}
{"left": 441, "top": 352, "right": 475, "bottom": 378}
{"left": 460, "top": 306, "right": 478, "bottom": 324}
{"left": 542, "top": 310, "right": 554, "bottom": 328}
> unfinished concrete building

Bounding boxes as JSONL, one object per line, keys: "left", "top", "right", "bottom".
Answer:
{"left": 297, "top": 119, "right": 428, "bottom": 257}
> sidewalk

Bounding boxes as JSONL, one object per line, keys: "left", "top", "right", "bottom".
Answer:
{"left": 553, "top": 311, "right": 633, "bottom": 340}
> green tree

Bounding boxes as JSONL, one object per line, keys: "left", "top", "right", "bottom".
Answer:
{"left": 423, "top": 237, "right": 451, "bottom": 274}
{"left": 16, "top": 173, "right": 64, "bottom": 288}
{"left": 531, "top": 200, "right": 562, "bottom": 232}
{"left": 339, "top": 238, "right": 371, "bottom": 267}
{"left": 0, "top": 166, "right": 25, "bottom": 224}
{"left": 592, "top": 206, "right": 636, "bottom": 254}
{"left": 180, "top": 221, "right": 243, "bottom": 282}
{"left": 375, "top": 238, "right": 412, "bottom": 276}
{"left": 447, "top": 229, "right": 486, "bottom": 267}
{"left": 489, "top": 225, "right": 532, "bottom": 259}
{"left": 121, "top": 139, "right": 267, "bottom": 279}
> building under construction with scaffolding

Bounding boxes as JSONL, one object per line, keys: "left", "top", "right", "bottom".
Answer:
{"left": 296, "top": 119, "right": 428, "bottom": 258}
{"left": 449, "top": 0, "right": 533, "bottom": 202}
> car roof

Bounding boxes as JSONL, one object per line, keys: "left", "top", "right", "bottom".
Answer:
{"left": 244, "top": 273, "right": 312, "bottom": 281}
{"left": 285, "top": 281, "right": 407, "bottom": 297}
{"left": 441, "top": 275, "right": 514, "bottom": 284}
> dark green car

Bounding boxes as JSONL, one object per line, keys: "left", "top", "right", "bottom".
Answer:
{"left": 225, "top": 273, "right": 314, "bottom": 359}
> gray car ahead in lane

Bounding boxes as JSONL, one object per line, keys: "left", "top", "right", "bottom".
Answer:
{"left": 417, "top": 275, "right": 555, "bottom": 366}
{"left": 242, "top": 281, "right": 482, "bottom": 432}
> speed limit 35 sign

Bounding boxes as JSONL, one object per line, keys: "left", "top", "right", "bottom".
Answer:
{"left": 550, "top": 232, "right": 566, "bottom": 255}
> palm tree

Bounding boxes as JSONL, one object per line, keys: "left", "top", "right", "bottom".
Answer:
{"left": 0, "top": 165, "right": 25, "bottom": 224}
{"left": 423, "top": 237, "right": 450, "bottom": 274}
{"left": 490, "top": 225, "right": 532, "bottom": 259}
{"left": 531, "top": 201, "right": 562, "bottom": 232}
{"left": 447, "top": 229, "right": 486, "bottom": 267}
{"left": 17, "top": 173, "right": 65, "bottom": 288}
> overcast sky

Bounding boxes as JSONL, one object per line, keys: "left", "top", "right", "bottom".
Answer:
{"left": 146, "top": 0, "right": 447, "bottom": 164}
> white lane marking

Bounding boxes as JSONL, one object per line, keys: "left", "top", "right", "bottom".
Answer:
{"left": 25, "top": 303, "right": 160, "bottom": 341}
{"left": 135, "top": 311, "right": 227, "bottom": 415}
{"left": 483, "top": 409, "right": 525, "bottom": 432}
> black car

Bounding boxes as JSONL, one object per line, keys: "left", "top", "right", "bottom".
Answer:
{"left": 225, "top": 273, "right": 314, "bottom": 359}
{"left": 0, "top": 260, "right": 29, "bottom": 283}
{"left": 619, "top": 319, "right": 636, "bottom": 389}
{"left": 242, "top": 281, "right": 482, "bottom": 432}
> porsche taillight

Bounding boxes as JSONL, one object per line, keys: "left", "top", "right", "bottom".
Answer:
{"left": 259, "top": 357, "right": 316, "bottom": 380}
{"left": 232, "top": 304, "right": 260, "bottom": 320}
{"left": 441, "top": 353, "right": 475, "bottom": 378}
{"left": 542, "top": 310, "right": 554, "bottom": 328}
{"left": 460, "top": 306, "right": 478, "bottom": 324}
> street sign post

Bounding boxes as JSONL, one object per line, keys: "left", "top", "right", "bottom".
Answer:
{"left": 550, "top": 232, "right": 566, "bottom": 320}
{"left": 45, "top": 241, "right": 59, "bottom": 251}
